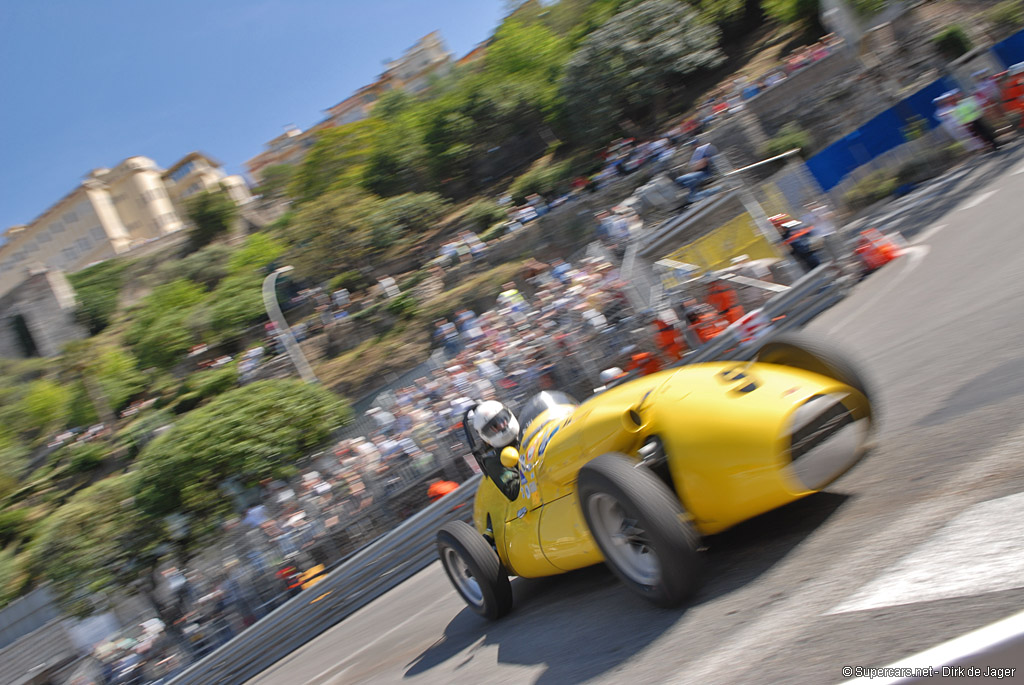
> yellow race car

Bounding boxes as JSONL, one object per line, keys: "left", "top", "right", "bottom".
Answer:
{"left": 436, "top": 334, "right": 875, "bottom": 618}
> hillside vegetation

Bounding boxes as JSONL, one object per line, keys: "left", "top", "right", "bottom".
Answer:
{"left": 0, "top": 0, "right": 848, "bottom": 615}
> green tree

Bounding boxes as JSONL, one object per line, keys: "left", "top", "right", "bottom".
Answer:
{"left": 560, "top": 0, "right": 726, "bottom": 143}
{"left": 18, "top": 379, "right": 72, "bottom": 436}
{"left": 290, "top": 120, "right": 379, "bottom": 202}
{"left": 126, "top": 280, "right": 206, "bottom": 370}
{"left": 67, "top": 261, "right": 127, "bottom": 335}
{"left": 67, "top": 381, "right": 100, "bottom": 428}
{"left": 60, "top": 340, "right": 115, "bottom": 425}
{"left": 464, "top": 199, "right": 508, "bottom": 232}
{"left": 255, "top": 164, "right": 296, "bottom": 200}
{"left": 28, "top": 474, "right": 159, "bottom": 617}
{"left": 0, "top": 549, "right": 23, "bottom": 610}
{"left": 365, "top": 192, "right": 450, "bottom": 251}
{"left": 362, "top": 149, "right": 410, "bottom": 197}
{"left": 362, "top": 92, "right": 431, "bottom": 197}
{"left": 509, "top": 160, "right": 572, "bottom": 204}
{"left": 160, "top": 243, "right": 233, "bottom": 289}
{"left": 185, "top": 189, "right": 238, "bottom": 251}
{"left": 0, "top": 428, "right": 27, "bottom": 494}
{"left": 227, "top": 233, "right": 287, "bottom": 273}
{"left": 762, "top": 0, "right": 819, "bottom": 23}
{"left": 199, "top": 270, "right": 266, "bottom": 344}
{"left": 134, "top": 380, "right": 351, "bottom": 534}
{"left": 93, "top": 346, "right": 145, "bottom": 411}
{"left": 487, "top": 17, "right": 568, "bottom": 86}
{"left": 287, "top": 188, "right": 377, "bottom": 283}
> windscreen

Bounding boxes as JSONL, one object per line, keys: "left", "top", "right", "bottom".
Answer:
{"left": 517, "top": 391, "right": 578, "bottom": 436}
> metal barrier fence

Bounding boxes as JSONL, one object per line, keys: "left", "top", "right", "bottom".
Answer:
{"left": 169, "top": 477, "right": 479, "bottom": 684}
{"left": 168, "top": 260, "right": 849, "bottom": 684}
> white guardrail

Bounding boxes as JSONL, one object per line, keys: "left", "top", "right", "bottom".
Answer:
{"left": 170, "top": 263, "right": 846, "bottom": 684}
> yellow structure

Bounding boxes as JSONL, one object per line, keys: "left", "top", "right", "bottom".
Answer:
{"left": 664, "top": 212, "right": 781, "bottom": 274}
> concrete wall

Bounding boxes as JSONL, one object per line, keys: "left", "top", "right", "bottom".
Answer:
{"left": 755, "top": 54, "right": 907, "bottom": 155}
{"left": 0, "top": 268, "right": 88, "bottom": 358}
{"left": 0, "top": 586, "right": 61, "bottom": 650}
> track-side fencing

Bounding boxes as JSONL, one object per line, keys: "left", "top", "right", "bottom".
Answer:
{"left": 168, "top": 478, "right": 478, "bottom": 684}
{"left": 168, "top": 261, "right": 851, "bottom": 684}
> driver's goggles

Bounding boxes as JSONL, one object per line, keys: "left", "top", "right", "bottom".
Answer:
{"left": 481, "top": 409, "right": 512, "bottom": 438}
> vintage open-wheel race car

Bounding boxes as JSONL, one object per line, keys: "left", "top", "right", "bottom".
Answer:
{"left": 436, "top": 334, "right": 875, "bottom": 619}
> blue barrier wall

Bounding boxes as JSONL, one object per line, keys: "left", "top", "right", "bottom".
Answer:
{"left": 806, "top": 78, "right": 956, "bottom": 191}
{"left": 993, "top": 29, "right": 1024, "bottom": 68}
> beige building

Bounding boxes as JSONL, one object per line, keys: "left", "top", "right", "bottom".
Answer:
{"left": 163, "top": 151, "right": 252, "bottom": 216}
{"left": 246, "top": 32, "right": 453, "bottom": 184}
{"left": 384, "top": 31, "right": 452, "bottom": 94}
{"left": 0, "top": 153, "right": 250, "bottom": 300}
{"left": 245, "top": 126, "right": 311, "bottom": 186}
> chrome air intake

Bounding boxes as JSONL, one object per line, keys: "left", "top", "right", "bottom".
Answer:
{"left": 785, "top": 393, "right": 869, "bottom": 491}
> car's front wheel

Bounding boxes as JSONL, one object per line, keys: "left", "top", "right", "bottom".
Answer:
{"left": 437, "top": 520, "right": 513, "bottom": 620}
{"left": 578, "top": 453, "right": 702, "bottom": 608}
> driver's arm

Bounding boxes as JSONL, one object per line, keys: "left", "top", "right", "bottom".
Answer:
{"left": 481, "top": 451, "right": 520, "bottom": 498}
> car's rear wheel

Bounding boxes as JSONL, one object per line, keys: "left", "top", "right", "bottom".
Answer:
{"left": 437, "top": 520, "right": 513, "bottom": 620}
{"left": 578, "top": 453, "right": 702, "bottom": 608}
{"left": 756, "top": 333, "right": 873, "bottom": 408}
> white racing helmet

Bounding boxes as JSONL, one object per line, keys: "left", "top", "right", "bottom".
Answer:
{"left": 472, "top": 400, "right": 519, "bottom": 448}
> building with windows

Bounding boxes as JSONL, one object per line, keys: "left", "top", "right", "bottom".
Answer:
{"left": 384, "top": 31, "right": 453, "bottom": 94}
{"left": 163, "top": 151, "right": 252, "bottom": 216}
{"left": 246, "top": 32, "right": 454, "bottom": 184}
{"left": 0, "top": 153, "right": 250, "bottom": 301}
{"left": 243, "top": 126, "right": 311, "bottom": 187}
{"left": 323, "top": 80, "right": 393, "bottom": 129}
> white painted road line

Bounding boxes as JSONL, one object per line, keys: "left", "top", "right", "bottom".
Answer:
{"left": 956, "top": 189, "right": 999, "bottom": 211}
{"left": 840, "top": 609, "right": 1024, "bottom": 684}
{"left": 1011, "top": 159, "right": 1024, "bottom": 175}
{"left": 664, "top": 424, "right": 1024, "bottom": 685}
{"left": 829, "top": 491, "right": 1024, "bottom": 614}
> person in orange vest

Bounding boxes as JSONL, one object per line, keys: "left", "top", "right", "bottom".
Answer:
{"left": 705, "top": 276, "right": 745, "bottom": 324}
{"left": 428, "top": 479, "right": 460, "bottom": 502}
{"left": 624, "top": 351, "right": 663, "bottom": 376}
{"left": 684, "top": 303, "right": 729, "bottom": 344}
{"left": 1001, "top": 65, "right": 1024, "bottom": 129}
{"left": 652, "top": 317, "right": 686, "bottom": 361}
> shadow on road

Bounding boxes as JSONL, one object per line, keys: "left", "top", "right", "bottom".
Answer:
{"left": 404, "top": 491, "right": 851, "bottom": 684}
{"left": 916, "top": 356, "right": 1024, "bottom": 427}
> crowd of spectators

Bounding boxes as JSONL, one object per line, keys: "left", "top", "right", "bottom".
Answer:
{"left": 85, "top": 254, "right": 655, "bottom": 682}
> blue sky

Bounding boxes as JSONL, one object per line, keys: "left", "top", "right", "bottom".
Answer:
{"left": 0, "top": 0, "right": 506, "bottom": 232}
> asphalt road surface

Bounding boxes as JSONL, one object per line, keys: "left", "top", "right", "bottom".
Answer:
{"left": 250, "top": 144, "right": 1024, "bottom": 685}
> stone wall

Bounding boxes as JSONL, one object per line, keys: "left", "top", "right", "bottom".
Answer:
{"left": 744, "top": 50, "right": 904, "bottom": 153}
{"left": 0, "top": 268, "right": 88, "bottom": 359}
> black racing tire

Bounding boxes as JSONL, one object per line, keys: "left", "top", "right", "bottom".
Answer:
{"left": 756, "top": 333, "right": 873, "bottom": 409}
{"left": 578, "top": 453, "right": 702, "bottom": 608}
{"left": 437, "top": 520, "right": 513, "bottom": 620}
